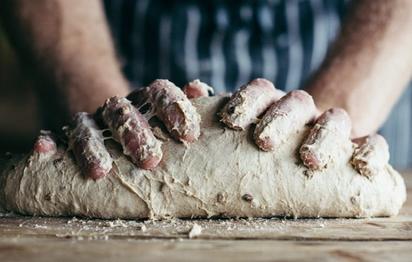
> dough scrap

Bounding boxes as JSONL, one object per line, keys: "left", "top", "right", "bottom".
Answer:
{"left": 0, "top": 96, "right": 407, "bottom": 219}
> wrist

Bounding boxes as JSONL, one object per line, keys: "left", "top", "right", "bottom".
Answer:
{"left": 304, "top": 78, "right": 382, "bottom": 138}
{"left": 63, "top": 73, "right": 130, "bottom": 115}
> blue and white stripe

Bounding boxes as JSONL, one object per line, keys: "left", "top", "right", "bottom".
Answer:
{"left": 104, "top": 0, "right": 347, "bottom": 90}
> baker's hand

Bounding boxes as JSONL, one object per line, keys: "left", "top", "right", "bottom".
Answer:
{"left": 220, "top": 78, "right": 390, "bottom": 178}
{"left": 49, "top": 79, "right": 208, "bottom": 180}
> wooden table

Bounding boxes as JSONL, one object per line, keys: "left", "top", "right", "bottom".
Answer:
{"left": 1, "top": 175, "right": 411, "bottom": 262}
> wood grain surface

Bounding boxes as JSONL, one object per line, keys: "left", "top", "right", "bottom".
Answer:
{"left": 0, "top": 174, "right": 411, "bottom": 262}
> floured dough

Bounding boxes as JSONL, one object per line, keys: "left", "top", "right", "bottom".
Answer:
{"left": 0, "top": 97, "right": 407, "bottom": 219}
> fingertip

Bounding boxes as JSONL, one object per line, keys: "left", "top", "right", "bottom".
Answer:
{"left": 33, "top": 131, "right": 57, "bottom": 155}
{"left": 288, "top": 90, "right": 314, "bottom": 103}
{"left": 33, "top": 139, "right": 57, "bottom": 154}
{"left": 255, "top": 137, "right": 274, "bottom": 152}
{"left": 88, "top": 166, "right": 110, "bottom": 180}
{"left": 300, "top": 148, "right": 322, "bottom": 170}
{"left": 183, "top": 79, "right": 213, "bottom": 99}
{"left": 249, "top": 78, "right": 275, "bottom": 89}
{"left": 140, "top": 156, "right": 162, "bottom": 170}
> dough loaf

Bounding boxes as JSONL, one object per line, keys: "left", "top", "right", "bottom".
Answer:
{"left": 0, "top": 97, "right": 406, "bottom": 219}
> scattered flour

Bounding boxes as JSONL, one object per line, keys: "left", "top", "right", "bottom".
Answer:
{"left": 188, "top": 223, "right": 202, "bottom": 239}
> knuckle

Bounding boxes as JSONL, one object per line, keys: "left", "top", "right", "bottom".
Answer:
{"left": 147, "top": 80, "right": 201, "bottom": 143}
{"left": 220, "top": 78, "right": 281, "bottom": 130}
{"left": 299, "top": 108, "right": 352, "bottom": 170}
{"left": 254, "top": 90, "right": 317, "bottom": 151}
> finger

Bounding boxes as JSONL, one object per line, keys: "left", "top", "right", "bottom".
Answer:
{"left": 69, "top": 112, "right": 113, "bottom": 180}
{"left": 183, "top": 79, "right": 214, "bottom": 99}
{"left": 33, "top": 130, "right": 57, "bottom": 155}
{"left": 351, "top": 134, "right": 389, "bottom": 178}
{"left": 144, "top": 79, "right": 201, "bottom": 143}
{"left": 127, "top": 80, "right": 201, "bottom": 143}
{"left": 300, "top": 108, "right": 352, "bottom": 170}
{"left": 220, "top": 78, "right": 285, "bottom": 130}
{"left": 101, "top": 96, "right": 162, "bottom": 170}
{"left": 254, "top": 90, "right": 317, "bottom": 151}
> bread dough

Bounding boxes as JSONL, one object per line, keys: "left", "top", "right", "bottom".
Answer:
{"left": 0, "top": 96, "right": 406, "bottom": 219}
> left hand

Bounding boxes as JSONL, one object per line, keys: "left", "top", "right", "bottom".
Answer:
{"left": 219, "top": 78, "right": 390, "bottom": 177}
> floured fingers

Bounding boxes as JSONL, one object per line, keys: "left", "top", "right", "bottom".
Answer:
{"left": 101, "top": 97, "right": 162, "bottom": 170}
{"left": 300, "top": 108, "right": 352, "bottom": 170}
{"left": 220, "top": 78, "right": 285, "bottom": 130}
{"left": 68, "top": 112, "right": 113, "bottom": 180}
{"left": 130, "top": 79, "right": 201, "bottom": 143}
{"left": 254, "top": 90, "right": 317, "bottom": 151}
{"left": 351, "top": 134, "right": 390, "bottom": 178}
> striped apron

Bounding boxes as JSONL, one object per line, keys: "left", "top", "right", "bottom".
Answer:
{"left": 103, "top": 0, "right": 412, "bottom": 169}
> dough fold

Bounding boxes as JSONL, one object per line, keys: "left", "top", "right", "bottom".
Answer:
{"left": 0, "top": 97, "right": 406, "bottom": 219}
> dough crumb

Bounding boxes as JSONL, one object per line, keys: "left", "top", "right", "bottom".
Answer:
{"left": 242, "top": 193, "right": 253, "bottom": 202}
{"left": 188, "top": 223, "right": 202, "bottom": 239}
{"left": 34, "top": 224, "right": 48, "bottom": 229}
{"left": 67, "top": 217, "right": 79, "bottom": 224}
{"left": 105, "top": 219, "right": 128, "bottom": 228}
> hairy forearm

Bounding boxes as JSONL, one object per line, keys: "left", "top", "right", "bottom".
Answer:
{"left": 305, "top": 0, "right": 412, "bottom": 137}
{"left": 1, "top": 0, "right": 129, "bottom": 114}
